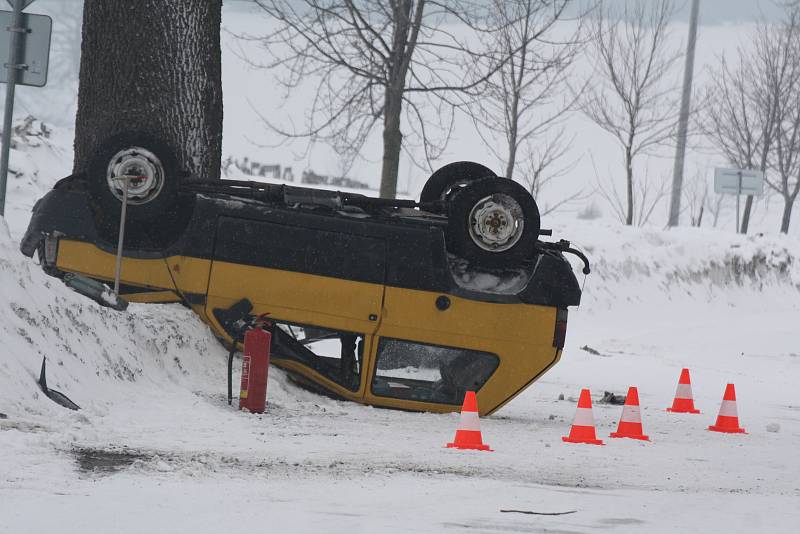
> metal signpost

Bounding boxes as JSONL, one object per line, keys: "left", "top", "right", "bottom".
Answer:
{"left": 713, "top": 168, "right": 765, "bottom": 232}
{"left": 0, "top": 0, "right": 51, "bottom": 217}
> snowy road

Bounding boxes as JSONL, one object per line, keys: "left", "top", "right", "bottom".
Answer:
{"left": 3, "top": 311, "right": 798, "bottom": 533}
{"left": 3, "top": 354, "right": 798, "bottom": 534}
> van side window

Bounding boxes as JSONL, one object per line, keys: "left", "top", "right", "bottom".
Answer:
{"left": 371, "top": 338, "right": 499, "bottom": 405}
{"left": 271, "top": 323, "right": 363, "bottom": 392}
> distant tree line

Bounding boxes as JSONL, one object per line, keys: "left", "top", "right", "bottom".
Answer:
{"left": 250, "top": 0, "right": 800, "bottom": 233}
{"left": 72, "top": 0, "right": 800, "bottom": 234}
{"left": 247, "top": 0, "right": 585, "bottom": 200}
{"left": 702, "top": 3, "right": 800, "bottom": 234}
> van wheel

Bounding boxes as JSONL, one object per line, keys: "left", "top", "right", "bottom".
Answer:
{"left": 420, "top": 161, "right": 497, "bottom": 203}
{"left": 447, "top": 177, "right": 540, "bottom": 266}
{"left": 87, "top": 132, "right": 186, "bottom": 247}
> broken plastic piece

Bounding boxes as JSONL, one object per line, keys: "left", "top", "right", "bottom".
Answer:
{"left": 38, "top": 357, "right": 80, "bottom": 411}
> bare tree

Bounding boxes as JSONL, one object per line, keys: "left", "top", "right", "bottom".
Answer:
{"left": 522, "top": 129, "right": 573, "bottom": 196}
{"left": 581, "top": 0, "right": 681, "bottom": 226}
{"left": 700, "top": 38, "right": 778, "bottom": 233}
{"left": 250, "top": 0, "right": 511, "bottom": 199}
{"left": 635, "top": 168, "right": 669, "bottom": 227}
{"left": 762, "top": 8, "right": 800, "bottom": 234}
{"left": 770, "top": 111, "right": 800, "bottom": 233}
{"left": 591, "top": 153, "right": 668, "bottom": 226}
{"left": 518, "top": 130, "right": 587, "bottom": 215}
{"left": 705, "top": 191, "right": 726, "bottom": 228}
{"left": 682, "top": 165, "right": 708, "bottom": 227}
{"left": 470, "top": 0, "right": 585, "bottom": 182}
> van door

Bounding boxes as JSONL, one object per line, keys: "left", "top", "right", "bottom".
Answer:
{"left": 205, "top": 216, "right": 386, "bottom": 337}
{"left": 367, "top": 286, "right": 556, "bottom": 414}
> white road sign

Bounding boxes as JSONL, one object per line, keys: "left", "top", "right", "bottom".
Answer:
{"left": 0, "top": 10, "right": 51, "bottom": 87}
{"left": 713, "top": 168, "right": 764, "bottom": 196}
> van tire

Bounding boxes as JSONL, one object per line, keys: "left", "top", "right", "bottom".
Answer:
{"left": 447, "top": 177, "right": 540, "bottom": 266}
{"left": 86, "top": 132, "right": 186, "bottom": 248}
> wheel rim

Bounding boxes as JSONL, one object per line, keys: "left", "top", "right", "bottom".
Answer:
{"left": 467, "top": 193, "right": 525, "bottom": 252}
{"left": 106, "top": 147, "right": 165, "bottom": 205}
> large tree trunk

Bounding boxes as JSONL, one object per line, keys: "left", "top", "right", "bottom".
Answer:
{"left": 378, "top": 0, "right": 421, "bottom": 199}
{"left": 73, "top": 0, "right": 223, "bottom": 180}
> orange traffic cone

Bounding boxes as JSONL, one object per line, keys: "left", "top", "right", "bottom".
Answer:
{"left": 667, "top": 368, "right": 701, "bottom": 413}
{"left": 610, "top": 386, "right": 650, "bottom": 441}
{"left": 446, "top": 391, "right": 493, "bottom": 451}
{"left": 708, "top": 384, "right": 746, "bottom": 434}
{"left": 562, "top": 388, "right": 604, "bottom": 445}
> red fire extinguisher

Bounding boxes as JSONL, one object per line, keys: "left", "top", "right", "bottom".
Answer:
{"left": 238, "top": 314, "right": 272, "bottom": 413}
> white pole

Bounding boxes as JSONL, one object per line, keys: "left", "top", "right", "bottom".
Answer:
{"left": 667, "top": 0, "right": 701, "bottom": 228}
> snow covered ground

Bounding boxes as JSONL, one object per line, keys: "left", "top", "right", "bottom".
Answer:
{"left": 1, "top": 134, "right": 799, "bottom": 533}
{"left": 1, "top": 4, "right": 799, "bottom": 531}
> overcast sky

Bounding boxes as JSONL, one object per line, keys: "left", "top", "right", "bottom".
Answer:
{"left": 35, "top": 1, "right": 787, "bottom": 26}
{"left": 558, "top": 0, "right": 785, "bottom": 24}
{"left": 665, "top": 0, "right": 783, "bottom": 24}
{"left": 226, "top": 1, "right": 788, "bottom": 25}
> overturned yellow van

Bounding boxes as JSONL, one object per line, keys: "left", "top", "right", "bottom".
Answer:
{"left": 21, "top": 132, "right": 589, "bottom": 415}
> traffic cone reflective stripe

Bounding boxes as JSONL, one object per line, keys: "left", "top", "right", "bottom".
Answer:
{"left": 562, "top": 388, "right": 604, "bottom": 445}
{"left": 457, "top": 410, "right": 481, "bottom": 431}
{"left": 610, "top": 386, "right": 650, "bottom": 441}
{"left": 446, "top": 391, "right": 493, "bottom": 451}
{"left": 708, "top": 384, "right": 746, "bottom": 434}
{"left": 675, "top": 383, "right": 693, "bottom": 399}
{"left": 571, "top": 406, "right": 596, "bottom": 427}
{"left": 667, "top": 368, "right": 701, "bottom": 413}
{"left": 718, "top": 400, "right": 738, "bottom": 418}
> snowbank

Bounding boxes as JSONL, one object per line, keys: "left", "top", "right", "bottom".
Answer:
{"left": 2, "top": 118, "right": 74, "bottom": 239}
{"left": 0, "top": 217, "right": 228, "bottom": 421}
{"left": 550, "top": 219, "right": 800, "bottom": 312}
